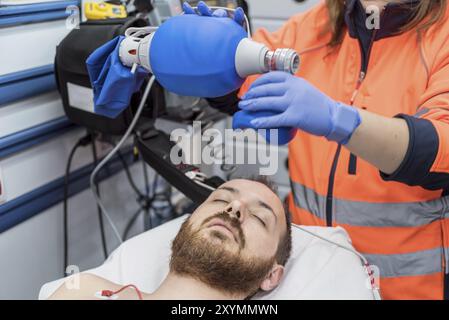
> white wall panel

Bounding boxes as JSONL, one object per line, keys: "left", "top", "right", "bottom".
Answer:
{"left": 0, "top": 92, "right": 64, "bottom": 138}
{"left": 0, "top": 19, "right": 71, "bottom": 75}
{"left": 0, "top": 128, "right": 90, "bottom": 202}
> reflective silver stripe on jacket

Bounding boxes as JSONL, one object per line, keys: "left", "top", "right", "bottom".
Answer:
{"left": 291, "top": 181, "right": 446, "bottom": 227}
{"left": 364, "top": 248, "right": 443, "bottom": 278}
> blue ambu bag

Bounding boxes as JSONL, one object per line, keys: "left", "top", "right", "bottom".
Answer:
{"left": 150, "top": 14, "right": 247, "bottom": 98}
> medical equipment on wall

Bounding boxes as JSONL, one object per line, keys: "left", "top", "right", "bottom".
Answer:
{"left": 55, "top": 16, "right": 152, "bottom": 135}
{"left": 84, "top": 1, "right": 128, "bottom": 20}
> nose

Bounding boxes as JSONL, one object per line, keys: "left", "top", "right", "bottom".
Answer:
{"left": 224, "top": 200, "right": 246, "bottom": 222}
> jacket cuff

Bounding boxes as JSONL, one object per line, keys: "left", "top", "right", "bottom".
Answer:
{"left": 380, "top": 114, "right": 439, "bottom": 188}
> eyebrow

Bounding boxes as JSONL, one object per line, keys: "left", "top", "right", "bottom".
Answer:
{"left": 257, "top": 200, "right": 277, "bottom": 223}
{"left": 216, "top": 186, "right": 277, "bottom": 222}
{"left": 217, "top": 186, "right": 239, "bottom": 194}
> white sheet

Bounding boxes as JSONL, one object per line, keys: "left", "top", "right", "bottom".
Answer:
{"left": 39, "top": 215, "right": 375, "bottom": 300}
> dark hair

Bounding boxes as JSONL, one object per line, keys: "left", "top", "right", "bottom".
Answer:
{"left": 249, "top": 176, "right": 292, "bottom": 267}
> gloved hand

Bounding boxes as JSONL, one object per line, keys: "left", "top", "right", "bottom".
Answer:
{"left": 233, "top": 110, "right": 297, "bottom": 145}
{"left": 183, "top": 1, "right": 245, "bottom": 26}
{"left": 238, "top": 72, "right": 362, "bottom": 144}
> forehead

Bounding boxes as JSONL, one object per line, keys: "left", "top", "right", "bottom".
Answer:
{"left": 216, "top": 179, "right": 285, "bottom": 218}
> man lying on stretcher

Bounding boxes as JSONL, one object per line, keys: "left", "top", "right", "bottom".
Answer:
{"left": 50, "top": 177, "right": 292, "bottom": 300}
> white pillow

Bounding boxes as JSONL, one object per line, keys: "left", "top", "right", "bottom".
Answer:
{"left": 39, "top": 215, "right": 375, "bottom": 300}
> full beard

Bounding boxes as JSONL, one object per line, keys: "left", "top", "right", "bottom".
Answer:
{"left": 169, "top": 212, "right": 276, "bottom": 297}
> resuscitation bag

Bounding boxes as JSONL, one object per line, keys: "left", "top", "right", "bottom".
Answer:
{"left": 233, "top": 110, "right": 297, "bottom": 145}
{"left": 55, "top": 17, "right": 149, "bottom": 135}
{"left": 149, "top": 14, "right": 248, "bottom": 98}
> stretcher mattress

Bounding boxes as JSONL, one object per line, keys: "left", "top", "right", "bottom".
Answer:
{"left": 39, "top": 215, "right": 375, "bottom": 300}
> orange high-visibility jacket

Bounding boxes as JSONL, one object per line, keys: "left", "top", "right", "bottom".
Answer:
{"left": 239, "top": 2, "right": 449, "bottom": 299}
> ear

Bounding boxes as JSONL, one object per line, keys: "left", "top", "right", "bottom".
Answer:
{"left": 259, "top": 264, "right": 284, "bottom": 292}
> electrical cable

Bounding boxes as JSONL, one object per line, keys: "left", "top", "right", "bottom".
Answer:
{"left": 99, "top": 284, "right": 143, "bottom": 300}
{"left": 123, "top": 207, "right": 145, "bottom": 240}
{"left": 141, "top": 159, "right": 153, "bottom": 231}
{"left": 116, "top": 150, "right": 144, "bottom": 198}
{"left": 109, "top": 150, "right": 154, "bottom": 240}
{"left": 117, "top": 147, "right": 156, "bottom": 238}
{"left": 122, "top": 172, "right": 178, "bottom": 240}
{"left": 163, "top": 178, "right": 175, "bottom": 215}
{"left": 97, "top": 141, "right": 150, "bottom": 241}
{"left": 142, "top": 157, "right": 150, "bottom": 197}
{"left": 90, "top": 75, "right": 156, "bottom": 245}
{"left": 292, "top": 224, "right": 382, "bottom": 300}
{"left": 150, "top": 174, "right": 173, "bottom": 221}
{"left": 91, "top": 134, "right": 109, "bottom": 259}
{"left": 122, "top": 173, "right": 158, "bottom": 240}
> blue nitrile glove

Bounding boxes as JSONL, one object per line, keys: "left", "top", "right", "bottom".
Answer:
{"left": 86, "top": 36, "right": 148, "bottom": 119}
{"left": 238, "top": 72, "right": 362, "bottom": 144}
{"left": 183, "top": 1, "right": 245, "bottom": 25}
{"left": 233, "top": 110, "right": 297, "bottom": 145}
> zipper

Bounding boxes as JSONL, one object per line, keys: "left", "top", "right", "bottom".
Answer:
{"left": 348, "top": 70, "right": 366, "bottom": 175}
{"left": 350, "top": 71, "right": 366, "bottom": 105}
{"left": 325, "top": 27, "right": 377, "bottom": 227}
{"left": 326, "top": 145, "right": 342, "bottom": 226}
{"left": 325, "top": 63, "right": 368, "bottom": 226}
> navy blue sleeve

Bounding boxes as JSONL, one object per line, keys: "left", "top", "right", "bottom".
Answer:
{"left": 380, "top": 114, "right": 449, "bottom": 191}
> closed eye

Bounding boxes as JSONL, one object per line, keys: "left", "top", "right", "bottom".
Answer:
{"left": 213, "top": 199, "right": 228, "bottom": 204}
{"left": 252, "top": 213, "right": 266, "bottom": 227}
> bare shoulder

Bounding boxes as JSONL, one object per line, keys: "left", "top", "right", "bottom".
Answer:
{"left": 48, "top": 273, "right": 123, "bottom": 300}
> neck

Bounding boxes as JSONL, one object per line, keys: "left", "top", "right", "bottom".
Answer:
{"left": 146, "top": 272, "right": 246, "bottom": 300}
{"left": 359, "top": 0, "right": 389, "bottom": 10}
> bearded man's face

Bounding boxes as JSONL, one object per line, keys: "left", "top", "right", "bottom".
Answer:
{"left": 170, "top": 179, "right": 289, "bottom": 297}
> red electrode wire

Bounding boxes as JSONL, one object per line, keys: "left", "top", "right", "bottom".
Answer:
{"left": 365, "top": 263, "right": 376, "bottom": 288}
{"left": 101, "top": 284, "right": 143, "bottom": 300}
